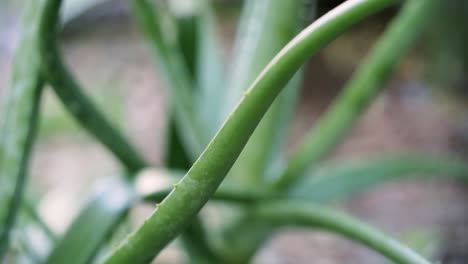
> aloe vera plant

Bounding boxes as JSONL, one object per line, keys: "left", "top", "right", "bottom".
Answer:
{"left": 1, "top": 0, "right": 467, "bottom": 263}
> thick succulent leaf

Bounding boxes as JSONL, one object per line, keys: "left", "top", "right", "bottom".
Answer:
{"left": 165, "top": 0, "right": 225, "bottom": 168}
{"left": 289, "top": 154, "right": 468, "bottom": 202}
{"left": 222, "top": 0, "right": 437, "bottom": 260}
{"left": 165, "top": 119, "right": 193, "bottom": 169}
{"left": 165, "top": 2, "right": 222, "bottom": 262}
{"left": 218, "top": 1, "right": 314, "bottom": 260}
{"left": 165, "top": 0, "right": 210, "bottom": 170}
{"left": 223, "top": 0, "right": 312, "bottom": 187}
{"left": 132, "top": 0, "right": 208, "bottom": 159}
{"left": 272, "top": 0, "right": 439, "bottom": 190}
{"left": 255, "top": 201, "right": 431, "bottom": 264}
{"left": 39, "top": 0, "right": 148, "bottom": 175}
{"left": 44, "top": 178, "right": 135, "bottom": 264}
{"left": 195, "top": 2, "right": 224, "bottom": 136}
{"left": 0, "top": 0, "right": 46, "bottom": 258}
{"left": 1, "top": 0, "right": 139, "bottom": 259}
{"left": 102, "top": 1, "right": 400, "bottom": 263}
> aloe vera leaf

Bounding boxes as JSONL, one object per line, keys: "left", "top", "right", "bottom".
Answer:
{"left": 272, "top": 0, "right": 439, "bottom": 190}
{"left": 289, "top": 154, "right": 468, "bottom": 202}
{"left": 0, "top": 0, "right": 46, "bottom": 258}
{"left": 164, "top": 0, "right": 211, "bottom": 170}
{"left": 255, "top": 201, "right": 431, "bottom": 264}
{"left": 222, "top": 0, "right": 309, "bottom": 187}
{"left": 225, "top": 0, "right": 447, "bottom": 259}
{"left": 44, "top": 178, "right": 135, "bottom": 264}
{"left": 195, "top": 2, "right": 224, "bottom": 137}
{"left": 38, "top": 0, "right": 147, "bottom": 175}
{"left": 102, "top": 1, "right": 398, "bottom": 263}
{"left": 165, "top": 2, "right": 221, "bottom": 262}
{"left": 131, "top": 0, "right": 208, "bottom": 159}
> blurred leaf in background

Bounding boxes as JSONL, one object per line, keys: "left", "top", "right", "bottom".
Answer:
{"left": 424, "top": 1, "right": 468, "bottom": 93}
{"left": 38, "top": 87, "right": 124, "bottom": 140}
{"left": 61, "top": 0, "right": 111, "bottom": 23}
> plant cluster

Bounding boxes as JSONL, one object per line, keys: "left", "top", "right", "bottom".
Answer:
{"left": 1, "top": 0, "right": 467, "bottom": 263}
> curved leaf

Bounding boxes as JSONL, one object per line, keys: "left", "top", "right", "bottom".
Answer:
{"left": 44, "top": 178, "right": 135, "bottom": 264}
{"left": 131, "top": 0, "right": 208, "bottom": 159}
{"left": 38, "top": 0, "right": 147, "bottom": 175}
{"left": 102, "top": 0, "right": 398, "bottom": 262}
{"left": 290, "top": 154, "right": 468, "bottom": 202}
{"left": 224, "top": 0, "right": 310, "bottom": 187}
{"left": 255, "top": 201, "right": 431, "bottom": 264}
{"left": 273, "top": 0, "right": 439, "bottom": 190}
{"left": 0, "top": 0, "right": 46, "bottom": 258}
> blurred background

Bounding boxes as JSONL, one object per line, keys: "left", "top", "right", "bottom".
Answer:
{"left": 1, "top": 0, "right": 468, "bottom": 263}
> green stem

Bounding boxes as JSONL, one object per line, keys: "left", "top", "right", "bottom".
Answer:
{"left": 102, "top": 0, "right": 398, "bottom": 263}
{"left": 272, "top": 0, "right": 439, "bottom": 190}
{"left": 166, "top": 4, "right": 222, "bottom": 260}
{"left": 254, "top": 201, "right": 431, "bottom": 264}
{"left": 220, "top": 0, "right": 407, "bottom": 261}
{"left": 160, "top": 5, "right": 216, "bottom": 260}
{"left": 224, "top": 0, "right": 310, "bottom": 187}
{"left": 221, "top": 1, "right": 313, "bottom": 258}
{"left": 38, "top": 0, "right": 147, "bottom": 175}
{"left": 141, "top": 185, "right": 268, "bottom": 204}
{"left": 220, "top": 153, "right": 468, "bottom": 262}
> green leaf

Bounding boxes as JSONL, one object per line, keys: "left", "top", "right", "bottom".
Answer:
{"left": 165, "top": 119, "right": 193, "bottom": 170}
{"left": 103, "top": 0, "right": 398, "bottom": 263}
{"left": 0, "top": 0, "right": 138, "bottom": 259}
{"left": 164, "top": 0, "right": 218, "bottom": 170}
{"left": 272, "top": 0, "right": 440, "bottom": 190}
{"left": 254, "top": 201, "right": 431, "bottom": 264}
{"left": 164, "top": 2, "right": 223, "bottom": 262}
{"left": 290, "top": 154, "right": 468, "bottom": 202}
{"left": 131, "top": 0, "right": 208, "bottom": 159}
{"left": 0, "top": 0, "right": 46, "bottom": 258}
{"left": 38, "top": 0, "right": 147, "bottom": 175}
{"left": 195, "top": 2, "right": 225, "bottom": 136}
{"left": 222, "top": 0, "right": 441, "bottom": 259}
{"left": 44, "top": 178, "right": 135, "bottom": 264}
{"left": 223, "top": 0, "right": 311, "bottom": 187}
{"left": 218, "top": 1, "right": 314, "bottom": 260}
